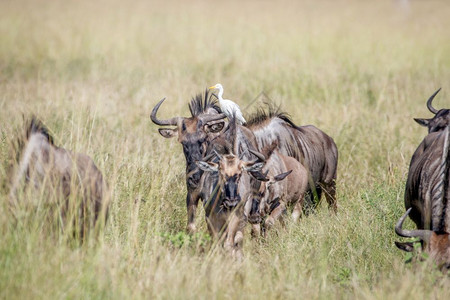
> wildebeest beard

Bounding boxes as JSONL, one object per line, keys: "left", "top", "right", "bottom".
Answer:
{"left": 183, "top": 131, "right": 225, "bottom": 190}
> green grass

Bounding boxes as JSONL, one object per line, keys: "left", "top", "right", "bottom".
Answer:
{"left": 1, "top": 0, "right": 450, "bottom": 298}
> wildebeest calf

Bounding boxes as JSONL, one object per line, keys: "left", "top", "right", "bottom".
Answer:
{"left": 248, "top": 141, "right": 308, "bottom": 235}
{"left": 197, "top": 148, "right": 266, "bottom": 259}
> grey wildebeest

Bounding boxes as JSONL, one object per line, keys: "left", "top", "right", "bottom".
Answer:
{"left": 246, "top": 106, "right": 338, "bottom": 213}
{"left": 9, "top": 117, "right": 109, "bottom": 239}
{"left": 248, "top": 141, "right": 309, "bottom": 234}
{"left": 395, "top": 88, "right": 450, "bottom": 271}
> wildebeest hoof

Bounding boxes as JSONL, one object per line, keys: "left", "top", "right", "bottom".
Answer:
{"left": 234, "top": 231, "right": 243, "bottom": 246}
{"left": 187, "top": 223, "right": 197, "bottom": 234}
{"left": 265, "top": 217, "right": 275, "bottom": 228}
{"left": 233, "top": 249, "right": 244, "bottom": 262}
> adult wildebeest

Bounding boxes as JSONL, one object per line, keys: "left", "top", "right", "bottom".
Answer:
{"left": 150, "top": 90, "right": 230, "bottom": 232}
{"left": 403, "top": 89, "right": 450, "bottom": 231}
{"left": 396, "top": 88, "right": 450, "bottom": 270}
{"left": 248, "top": 141, "right": 309, "bottom": 234}
{"left": 9, "top": 117, "right": 109, "bottom": 239}
{"left": 197, "top": 151, "right": 265, "bottom": 258}
{"left": 246, "top": 106, "right": 338, "bottom": 212}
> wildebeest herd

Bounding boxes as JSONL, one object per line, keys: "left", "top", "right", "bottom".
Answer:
{"left": 7, "top": 87, "right": 450, "bottom": 270}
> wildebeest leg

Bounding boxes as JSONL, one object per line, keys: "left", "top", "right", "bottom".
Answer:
{"left": 251, "top": 224, "right": 261, "bottom": 237}
{"left": 224, "top": 212, "right": 239, "bottom": 251}
{"left": 265, "top": 202, "right": 286, "bottom": 230}
{"left": 315, "top": 186, "right": 323, "bottom": 204}
{"left": 323, "top": 180, "right": 337, "bottom": 213}
{"left": 186, "top": 193, "right": 200, "bottom": 233}
{"left": 224, "top": 211, "right": 245, "bottom": 259}
{"left": 246, "top": 197, "right": 262, "bottom": 237}
{"left": 233, "top": 230, "right": 244, "bottom": 261}
{"left": 302, "top": 191, "right": 314, "bottom": 215}
{"left": 292, "top": 200, "right": 303, "bottom": 222}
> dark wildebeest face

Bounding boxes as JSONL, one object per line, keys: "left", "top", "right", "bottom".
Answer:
{"left": 248, "top": 170, "right": 291, "bottom": 224}
{"left": 150, "top": 91, "right": 227, "bottom": 189}
{"left": 395, "top": 208, "right": 450, "bottom": 272}
{"left": 414, "top": 88, "right": 450, "bottom": 133}
{"left": 197, "top": 150, "right": 267, "bottom": 209}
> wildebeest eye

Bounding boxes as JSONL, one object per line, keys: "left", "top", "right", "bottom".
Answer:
{"left": 205, "top": 122, "right": 224, "bottom": 133}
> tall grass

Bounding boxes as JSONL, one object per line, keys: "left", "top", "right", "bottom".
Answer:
{"left": 1, "top": 0, "right": 450, "bottom": 298}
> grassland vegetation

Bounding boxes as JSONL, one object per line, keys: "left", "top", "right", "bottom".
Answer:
{"left": 1, "top": 0, "right": 450, "bottom": 298}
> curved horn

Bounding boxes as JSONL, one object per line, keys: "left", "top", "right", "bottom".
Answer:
{"left": 395, "top": 208, "right": 432, "bottom": 243}
{"left": 202, "top": 152, "right": 216, "bottom": 162}
{"left": 201, "top": 113, "right": 227, "bottom": 124}
{"left": 426, "top": 88, "right": 441, "bottom": 114}
{"left": 213, "top": 149, "right": 223, "bottom": 160}
{"left": 249, "top": 149, "right": 266, "bottom": 162}
{"left": 150, "top": 98, "right": 181, "bottom": 126}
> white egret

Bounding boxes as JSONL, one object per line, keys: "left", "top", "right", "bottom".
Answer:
{"left": 209, "top": 83, "right": 246, "bottom": 125}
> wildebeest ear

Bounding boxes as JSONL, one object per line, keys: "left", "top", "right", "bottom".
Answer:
{"left": 158, "top": 128, "right": 178, "bottom": 138}
{"left": 196, "top": 161, "right": 218, "bottom": 172}
{"left": 395, "top": 241, "right": 415, "bottom": 252}
{"left": 274, "top": 170, "right": 293, "bottom": 182}
{"left": 250, "top": 171, "right": 269, "bottom": 182}
{"left": 414, "top": 118, "right": 430, "bottom": 127}
{"left": 244, "top": 162, "right": 264, "bottom": 172}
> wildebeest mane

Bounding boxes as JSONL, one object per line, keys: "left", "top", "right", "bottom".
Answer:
{"left": 245, "top": 103, "right": 304, "bottom": 160}
{"left": 188, "top": 89, "right": 221, "bottom": 117}
{"left": 226, "top": 113, "right": 238, "bottom": 153}
{"left": 13, "top": 116, "right": 55, "bottom": 164}
{"left": 246, "top": 102, "right": 295, "bottom": 129}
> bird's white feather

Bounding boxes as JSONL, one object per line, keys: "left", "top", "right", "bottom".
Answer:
{"left": 210, "top": 83, "right": 246, "bottom": 125}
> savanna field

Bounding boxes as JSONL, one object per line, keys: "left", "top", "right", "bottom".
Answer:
{"left": 1, "top": 0, "right": 450, "bottom": 298}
